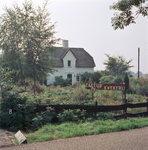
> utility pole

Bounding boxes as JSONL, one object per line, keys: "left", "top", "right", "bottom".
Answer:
{"left": 138, "top": 47, "right": 140, "bottom": 79}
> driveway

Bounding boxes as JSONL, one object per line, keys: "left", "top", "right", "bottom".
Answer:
{"left": 1, "top": 127, "right": 148, "bottom": 150}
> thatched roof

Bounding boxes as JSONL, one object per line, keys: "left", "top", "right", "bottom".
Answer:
{"left": 49, "top": 47, "right": 95, "bottom": 68}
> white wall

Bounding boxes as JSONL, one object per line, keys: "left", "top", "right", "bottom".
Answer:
{"left": 47, "top": 50, "right": 94, "bottom": 85}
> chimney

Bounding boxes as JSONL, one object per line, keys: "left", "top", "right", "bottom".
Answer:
{"left": 62, "top": 40, "right": 69, "bottom": 49}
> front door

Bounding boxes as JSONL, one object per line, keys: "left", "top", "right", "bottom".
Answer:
{"left": 67, "top": 74, "right": 72, "bottom": 85}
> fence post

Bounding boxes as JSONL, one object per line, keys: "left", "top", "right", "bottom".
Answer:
{"left": 147, "top": 99, "right": 148, "bottom": 114}
{"left": 123, "top": 90, "right": 127, "bottom": 113}
{"left": 95, "top": 101, "right": 97, "bottom": 118}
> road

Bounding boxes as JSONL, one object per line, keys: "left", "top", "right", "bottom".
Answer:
{"left": 1, "top": 127, "right": 148, "bottom": 150}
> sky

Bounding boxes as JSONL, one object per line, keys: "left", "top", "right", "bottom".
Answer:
{"left": 0, "top": 0, "right": 148, "bottom": 74}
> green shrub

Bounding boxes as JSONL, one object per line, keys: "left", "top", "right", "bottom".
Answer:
{"left": 31, "top": 107, "right": 57, "bottom": 130}
{"left": 140, "top": 84, "right": 148, "bottom": 96}
{"left": 71, "top": 83, "right": 90, "bottom": 102}
{"left": 96, "top": 112, "right": 114, "bottom": 120}
{"left": 57, "top": 109, "right": 88, "bottom": 123}
{"left": 0, "top": 92, "right": 37, "bottom": 131}
{"left": 54, "top": 76, "right": 71, "bottom": 87}
{"left": 81, "top": 71, "right": 102, "bottom": 83}
{"left": 99, "top": 75, "right": 122, "bottom": 84}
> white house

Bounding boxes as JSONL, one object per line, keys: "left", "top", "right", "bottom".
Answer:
{"left": 47, "top": 40, "right": 96, "bottom": 85}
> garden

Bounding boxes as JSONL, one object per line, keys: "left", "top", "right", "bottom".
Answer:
{"left": 0, "top": 74, "right": 148, "bottom": 144}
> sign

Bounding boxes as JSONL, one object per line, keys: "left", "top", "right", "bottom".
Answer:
{"left": 15, "top": 130, "right": 27, "bottom": 145}
{"left": 85, "top": 83, "right": 125, "bottom": 91}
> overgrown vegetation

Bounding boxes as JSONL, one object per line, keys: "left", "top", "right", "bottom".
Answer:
{"left": 0, "top": 75, "right": 148, "bottom": 132}
{"left": 25, "top": 117, "right": 148, "bottom": 143}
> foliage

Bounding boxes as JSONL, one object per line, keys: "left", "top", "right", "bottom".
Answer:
{"left": 57, "top": 109, "right": 88, "bottom": 123}
{"left": 1, "top": 77, "right": 148, "bottom": 132}
{"left": 99, "top": 75, "right": 123, "bottom": 84}
{"left": 0, "top": 0, "right": 59, "bottom": 94}
{"left": 129, "top": 76, "right": 148, "bottom": 96}
{"left": 71, "top": 83, "right": 91, "bottom": 102}
{"left": 124, "top": 73, "right": 129, "bottom": 91}
{"left": 0, "top": 92, "right": 42, "bottom": 131}
{"left": 103, "top": 54, "right": 133, "bottom": 77}
{"left": 80, "top": 72, "right": 92, "bottom": 83}
{"left": 33, "top": 83, "right": 45, "bottom": 94}
{"left": 54, "top": 76, "right": 71, "bottom": 87}
{"left": 139, "top": 84, "right": 148, "bottom": 96}
{"left": 0, "top": 92, "right": 27, "bottom": 131}
{"left": 0, "top": 55, "right": 17, "bottom": 97}
{"left": 15, "top": 78, "right": 44, "bottom": 94}
{"left": 81, "top": 71, "right": 102, "bottom": 83}
{"left": 31, "top": 107, "right": 57, "bottom": 130}
{"left": 110, "top": 0, "right": 147, "bottom": 30}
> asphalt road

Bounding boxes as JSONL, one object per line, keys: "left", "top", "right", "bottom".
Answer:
{"left": 1, "top": 127, "right": 148, "bottom": 150}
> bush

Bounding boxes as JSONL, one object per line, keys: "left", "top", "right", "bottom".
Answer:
{"left": 0, "top": 92, "right": 37, "bottom": 131}
{"left": 54, "top": 76, "right": 71, "bottom": 87}
{"left": 99, "top": 75, "right": 122, "bottom": 84}
{"left": 140, "top": 84, "right": 148, "bottom": 96}
{"left": 92, "top": 71, "right": 102, "bottom": 83}
{"left": 57, "top": 109, "right": 88, "bottom": 123}
{"left": 71, "top": 83, "right": 90, "bottom": 102}
{"left": 81, "top": 71, "right": 102, "bottom": 83}
{"left": 31, "top": 107, "right": 57, "bottom": 130}
{"left": 129, "top": 77, "right": 148, "bottom": 95}
{"left": 34, "top": 83, "right": 44, "bottom": 94}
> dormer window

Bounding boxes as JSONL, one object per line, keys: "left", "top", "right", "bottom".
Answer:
{"left": 68, "top": 60, "right": 71, "bottom": 67}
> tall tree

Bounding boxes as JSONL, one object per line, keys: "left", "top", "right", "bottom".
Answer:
{"left": 0, "top": 0, "right": 59, "bottom": 94}
{"left": 110, "top": 0, "right": 148, "bottom": 30}
{"left": 0, "top": 55, "right": 16, "bottom": 97}
{"left": 103, "top": 54, "right": 133, "bottom": 77}
{"left": 124, "top": 72, "right": 129, "bottom": 91}
{"left": 0, "top": 3, "right": 26, "bottom": 84}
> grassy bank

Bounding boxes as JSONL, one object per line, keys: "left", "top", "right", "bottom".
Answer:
{"left": 24, "top": 117, "right": 148, "bottom": 143}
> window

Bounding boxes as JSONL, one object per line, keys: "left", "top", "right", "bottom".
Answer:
{"left": 68, "top": 60, "right": 71, "bottom": 67}
{"left": 77, "top": 75, "right": 79, "bottom": 81}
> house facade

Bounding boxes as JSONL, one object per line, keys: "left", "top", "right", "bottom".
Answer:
{"left": 47, "top": 40, "right": 95, "bottom": 85}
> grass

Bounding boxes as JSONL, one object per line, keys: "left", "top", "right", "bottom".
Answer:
{"left": 14, "top": 137, "right": 19, "bottom": 145}
{"left": 24, "top": 117, "right": 148, "bottom": 143}
{"left": 5, "top": 131, "right": 10, "bottom": 135}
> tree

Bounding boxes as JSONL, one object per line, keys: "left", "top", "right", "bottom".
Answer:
{"left": 110, "top": 0, "right": 148, "bottom": 30}
{"left": 124, "top": 73, "right": 129, "bottom": 91}
{"left": 0, "top": 0, "right": 59, "bottom": 94}
{"left": 91, "top": 71, "right": 102, "bottom": 83}
{"left": 0, "top": 55, "right": 16, "bottom": 97}
{"left": 99, "top": 75, "right": 123, "bottom": 84}
{"left": 80, "top": 71, "right": 102, "bottom": 83}
{"left": 103, "top": 54, "right": 133, "bottom": 77}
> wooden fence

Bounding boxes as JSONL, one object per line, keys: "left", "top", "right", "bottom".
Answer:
{"left": 34, "top": 99, "right": 148, "bottom": 118}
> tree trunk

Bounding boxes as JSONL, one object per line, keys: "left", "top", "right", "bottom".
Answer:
{"left": 34, "top": 76, "right": 36, "bottom": 95}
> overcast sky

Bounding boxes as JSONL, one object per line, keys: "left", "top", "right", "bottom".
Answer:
{"left": 0, "top": 0, "right": 148, "bottom": 74}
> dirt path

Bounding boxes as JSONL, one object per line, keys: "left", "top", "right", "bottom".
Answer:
{"left": 1, "top": 127, "right": 148, "bottom": 150}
